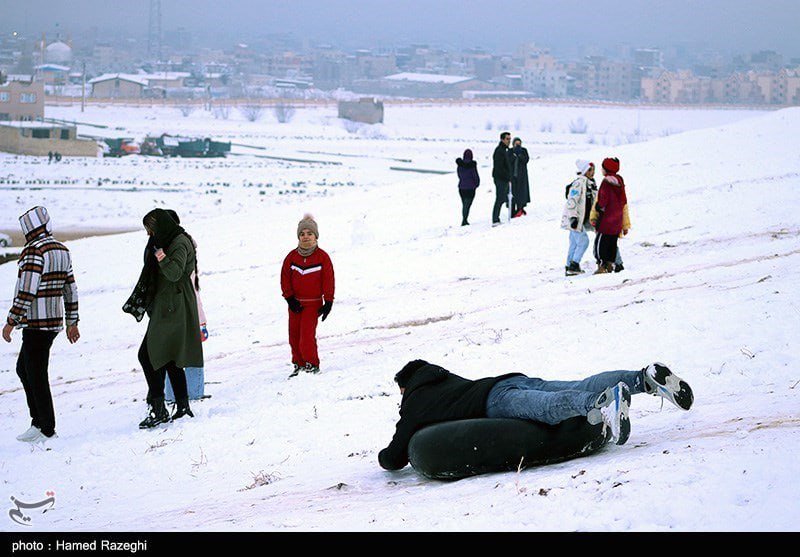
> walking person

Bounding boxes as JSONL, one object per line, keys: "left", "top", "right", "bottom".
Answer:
{"left": 510, "top": 137, "right": 530, "bottom": 217}
{"left": 561, "top": 159, "right": 597, "bottom": 275}
{"left": 590, "top": 157, "right": 630, "bottom": 274}
{"left": 3, "top": 206, "right": 80, "bottom": 444}
{"left": 281, "top": 214, "right": 335, "bottom": 378}
{"left": 379, "top": 359, "right": 693, "bottom": 471}
{"left": 456, "top": 148, "right": 480, "bottom": 226}
{"left": 491, "top": 132, "right": 512, "bottom": 226}
{"left": 123, "top": 208, "right": 203, "bottom": 429}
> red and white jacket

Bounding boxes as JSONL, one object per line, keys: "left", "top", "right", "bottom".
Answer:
{"left": 281, "top": 247, "right": 335, "bottom": 304}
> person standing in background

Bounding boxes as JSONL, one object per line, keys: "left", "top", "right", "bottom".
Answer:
{"left": 456, "top": 148, "right": 480, "bottom": 226}
{"left": 491, "top": 132, "right": 512, "bottom": 226}
{"left": 590, "top": 157, "right": 630, "bottom": 274}
{"left": 562, "top": 159, "right": 597, "bottom": 276}
{"left": 510, "top": 137, "right": 530, "bottom": 217}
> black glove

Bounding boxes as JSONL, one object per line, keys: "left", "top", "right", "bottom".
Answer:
{"left": 318, "top": 300, "right": 333, "bottom": 321}
{"left": 286, "top": 295, "right": 303, "bottom": 313}
{"left": 570, "top": 217, "right": 579, "bottom": 230}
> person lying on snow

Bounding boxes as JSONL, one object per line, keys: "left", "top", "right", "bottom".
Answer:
{"left": 378, "top": 360, "right": 694, "bottom": 471}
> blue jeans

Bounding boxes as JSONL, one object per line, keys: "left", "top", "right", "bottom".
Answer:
{"left": 485, "top": 370, "right": 646, "bottom": 425}
{"left": 566, "top": 229, "right": 589, "bottom": 266}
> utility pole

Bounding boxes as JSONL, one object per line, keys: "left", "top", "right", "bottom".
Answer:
{"left": 81, "top": 61, "right": 85, "bottom": 113}
{"left": 147, "top": 0, "right": 162, "bottom": 61}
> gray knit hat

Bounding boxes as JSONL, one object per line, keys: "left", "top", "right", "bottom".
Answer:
{"left": 297, "top": 213, "right": 319, "bottom": 238}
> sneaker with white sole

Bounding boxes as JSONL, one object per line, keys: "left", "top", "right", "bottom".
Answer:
{"left": 643, "top": 362, "right": 694, "bottom": 410}
{"left": 24, "top": 430, "right": 57, "bottom": 444}
{"left": 16, "top": 426, "right": 41, "bottom": 442}
{"left": 591, "top": 382, "right": 631, "bottom": 445}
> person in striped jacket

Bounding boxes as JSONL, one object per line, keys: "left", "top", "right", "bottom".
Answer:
{"left": 281, "top": 214, "right": 335, "bottom": 378}
{"left": 3, "top": 206, "right": 80, "bottom": 444}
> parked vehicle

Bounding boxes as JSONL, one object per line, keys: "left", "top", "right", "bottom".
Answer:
{"left": 140, "top": 134, "right": 230, "bottom": 158}
{"left": 102, "top": 138, "right": 140, "bottom": 157}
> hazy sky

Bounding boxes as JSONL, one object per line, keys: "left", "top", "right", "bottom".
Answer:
{"left": 3, "top": 0, "right": 800, "bottom": 57}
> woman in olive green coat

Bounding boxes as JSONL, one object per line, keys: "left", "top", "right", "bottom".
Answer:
{"left": 133, "top": 209, "right": 203, "bottom": 429}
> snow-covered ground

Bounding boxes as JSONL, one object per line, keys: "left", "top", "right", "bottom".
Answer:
{"left": 0, "top": 101, "right": 798, "bottom": 532}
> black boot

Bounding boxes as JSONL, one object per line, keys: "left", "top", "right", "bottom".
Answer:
{"left": 172, "top": 397, "right": 195, "bottom": 421}
{"left": 139, "top": 397, "right": 170, "bottom": 429}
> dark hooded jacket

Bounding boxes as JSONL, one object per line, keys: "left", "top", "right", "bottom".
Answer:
{"left": 456, "top": 151, "right": 480, "bottom": 190}
{"left": 378, "top": 363, "right": 521, "bottom": 470}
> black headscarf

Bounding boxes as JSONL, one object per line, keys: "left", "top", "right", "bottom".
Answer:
{"left": 122, "top": 209, "right": 189, "bottom": 321}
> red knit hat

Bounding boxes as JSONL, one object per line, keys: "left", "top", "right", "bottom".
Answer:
{"left": 602, "top": 157, "right": 620, "bottom": 174}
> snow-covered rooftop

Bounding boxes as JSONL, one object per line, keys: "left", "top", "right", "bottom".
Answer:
{"left": 0, "top": 121, "right": 72, "bottom": 129}
{"left": 35, "top": 64, "right": 71, "bottom": 72}
{"left": 88, "top": 73, "right": 149, "bottom": 86}
{"left": 384, "top": 72, "right": 475, "bottom": 84}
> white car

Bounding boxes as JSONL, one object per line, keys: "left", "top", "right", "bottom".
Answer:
{"left": 0, "top": 232, "right": 12, "bottom": 247}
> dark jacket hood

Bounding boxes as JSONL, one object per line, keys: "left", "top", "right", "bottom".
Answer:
{"left": 456, "top": 158, "right": 477, "bottom": 168}
{"left": 403, "top": 363, "right": 450, "bottom": 397}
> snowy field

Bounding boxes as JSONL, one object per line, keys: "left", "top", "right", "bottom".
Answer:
{"left": 0, "top": 101, "right": 798, "bottom": 533}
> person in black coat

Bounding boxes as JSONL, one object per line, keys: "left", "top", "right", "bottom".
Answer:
{"left": 456, "top": 148, "right": 480, "bottom": 226}
{"left": 510, "top": 137, "right": 530, "bottom": 217}
{"left": 491, "top": 132, "right": 512, "bottom": 225}
{"left": 378, "top": 359, "right": 695, "bottom": 470}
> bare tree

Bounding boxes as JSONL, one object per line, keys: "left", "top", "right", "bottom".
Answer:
{"left": 212, "top": 105, "right": 231, "bottom": 120}
{"left": 274, "top": 102, "right": 296, "bottom": 124}
{"left": 568, "top": 117, "right": 589, "bottom": 134}
{"left": 239, "top": 104, "right": 264, "bottom": 122}
{"left": 178, "top": 104, "right": 196, "bottom": 117}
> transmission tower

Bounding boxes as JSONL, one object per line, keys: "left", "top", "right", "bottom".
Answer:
{"left": 147, "top": 0, "right": 162, "bottom": 61}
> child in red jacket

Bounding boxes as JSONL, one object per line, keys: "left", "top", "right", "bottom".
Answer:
{"left": 590, "top": 157, "right": 631, "bottom": 274}
{"left": 281, "top": 214, "right": 335, "bottom": 378}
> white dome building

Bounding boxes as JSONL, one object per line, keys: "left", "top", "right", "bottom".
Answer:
{"left": 44, "top": 40, "right": 73, "bottom": 65}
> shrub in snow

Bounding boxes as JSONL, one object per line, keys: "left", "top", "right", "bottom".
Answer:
{"left": 568, "top": 117, "right": 588, "bottom": 134}
{"left": 212, "top": 105, "right": 230, "bottom": 120}
{"left": 343, "top": 120, "right": 362, "bottom": 134}
{"left": 239, "top": 104, "right": 264, "bottom": 122}
{"left": 178, "top": 105, "right": 196, "bottom": 117}
{"left": 274, "top": 103, "right": 296, "bottom": 124}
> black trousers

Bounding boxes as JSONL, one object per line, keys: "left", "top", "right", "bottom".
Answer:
{"left": 138, "top": 336, "right": 188, "bottom": 403}
{"left": 492, "top": 178, "right": 509, "bottom": 223}
{"left": 16, "top": 329, "right": 59, "bottom": 436}
{"left": 594, "top": 232, "right": 619, "bottom": 265}
{"left": 459, "top": 189, "right": 475, "bottom": 224}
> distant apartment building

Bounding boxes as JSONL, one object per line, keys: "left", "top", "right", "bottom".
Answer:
{"left": 633, "top": 48, "right": 664, "bottom": 70}
{"left": 312, "top": 49, "right": 397, "bottom": 89}
{"left": 522, "top": 51, "right": 568, "bottom": 97}
{"left": 583, "top": 57, "right": 635, "bottom": 101}
{"left": 641, "top": 67, "right": 800, "bottom": 105}
{"left": 0, "top": 77, "right": 44, "bottom": 121}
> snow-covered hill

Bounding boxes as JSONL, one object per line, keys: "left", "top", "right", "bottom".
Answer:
{"left": 0, "top": 103, "right": 797, "bottom": 532}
